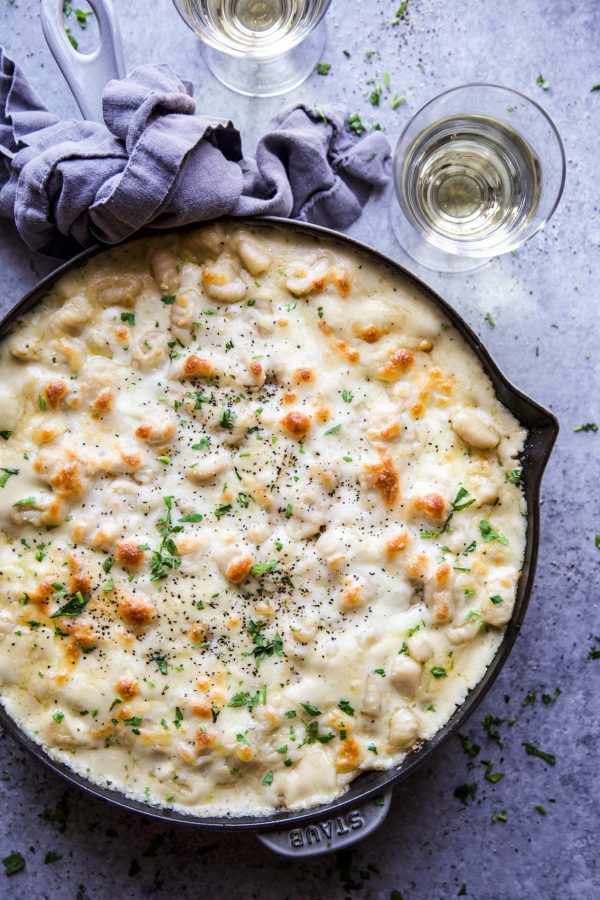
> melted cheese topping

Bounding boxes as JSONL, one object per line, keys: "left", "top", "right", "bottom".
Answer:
{"left": 0, "top": 223, "right": 526, "bottom": 816}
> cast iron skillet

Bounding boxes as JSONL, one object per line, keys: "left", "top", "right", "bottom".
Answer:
{"left": 0, "top": 218, "right": 558, "bottom": 857}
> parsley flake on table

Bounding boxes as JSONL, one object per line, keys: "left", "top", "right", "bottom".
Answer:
{"left": 484, "top": 311, "right": 495, "bottom": 328}
{"left": 347, "top": 113, "right": 366, "bottom": 136}
{"left": 536, "top": 73, "right": 550, "bottom": 90}
{"left": 573, "top": 422, "right": 597, "bottom": 432}
{"left": 522, "top": 742, "right": 556, "bottom": 765}
{"left": 2, "top": 851, "right": 25, "bottom": 876}
{"left": 492, "top": 809, "right": 508, "bottom": 823}
{"left": 453, "top": 782, "right": 477, "bottom": 805}
{"left": 587, "top": 635, "right": 600, "bottom": 659}
{"left": 316, "top": 62, "right": 331, "bottom": 76}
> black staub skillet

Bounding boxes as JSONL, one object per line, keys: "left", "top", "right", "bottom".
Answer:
{"left": 0, "top": 216, "right": 558, "bottom": 857}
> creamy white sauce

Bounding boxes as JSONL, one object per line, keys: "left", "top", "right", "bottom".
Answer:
{"left": 0, "top": 223, "right": 526, "bottom": 816}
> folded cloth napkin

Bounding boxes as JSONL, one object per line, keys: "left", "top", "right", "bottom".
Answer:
{"left": 0, "top": 48, "right": 391, "bottom": 258}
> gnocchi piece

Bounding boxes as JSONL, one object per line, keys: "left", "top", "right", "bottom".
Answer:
{"left": 50, "top": 295, "right": 92, "bottom": 336}
{"left": 407, "top": 632, "right": 434, "bottom": 662}
{"left": 390, "top": 656, "right": 422, "bottom": 698}
{"left": 88, "top": 273, "right": 143, "bottom": 308}
{"left": 285, "top": 252, "right": 332, "bottom": 296}
{"left": 186, "top": 451, "right": 230, "bottom": 483}
{"left": 452, "top": 408, "right": 500, "bottom": 450}
{"left": 202, "top": 255, "right": 247, "bottom": 303}
{"left": 149, "top": 245, "right": 181, "bottom": 294}
{"left": 132, "top": 331, "right": 168, "bottom": 370}
{"left": 361, "top": 675, "right": 382, "bottom": 717}
{"left": 236, "top": 237, "right": 271, "bottom": 275}
{"left": 388, "top": 708, "right": 419, "bottom": 748}
{"left": 135, "top": 412, "right": 177, "bottom": 445}
{"left": 170, "top": 290, "right": 198, "bottom": 345}
{"left": 481, "top": 592, "right": 515, "bottom": 627}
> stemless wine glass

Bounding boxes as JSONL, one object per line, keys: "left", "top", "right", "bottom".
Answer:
{"left": 390, "top": 84, "right": 566, "bottom": 272}
{"left": 172, "top": 0, "right": 332, "bottom": 97}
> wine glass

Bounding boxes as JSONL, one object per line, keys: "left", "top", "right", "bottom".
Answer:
{"left": 389, "top": 84, "right": 566, "bottom": 272}
{"left": 172, "top": 0, "right": 332, "bottom": 97}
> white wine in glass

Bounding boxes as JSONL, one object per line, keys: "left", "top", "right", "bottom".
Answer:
{"left": 390, "top": 84, "right": 565, "bottom": 272}
{"left": 173, "top": 0, "right": 332, "bottom": 96}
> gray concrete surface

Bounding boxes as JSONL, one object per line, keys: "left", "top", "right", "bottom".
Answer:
{"left": 0, "top": 1, "right": 598, "bottom": 898}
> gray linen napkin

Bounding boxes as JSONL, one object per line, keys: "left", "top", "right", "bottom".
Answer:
{"left": 0, "top": 49, "right": 391, "bottom": 258}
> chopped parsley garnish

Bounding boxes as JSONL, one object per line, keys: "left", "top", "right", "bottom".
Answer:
{"left": 153, "top": 655, "right": 169, "bottom": 675}
{"left": 250, "top": 560, "right": 278, "bottom": 576}
{"left": 44, "top": 851, "right": 62, "bottom": 865}
{"left": 179, "top": 513, "right": 203, "bottom": 523}
{"left": 124, "top": 716, "right": 142, "bottom": 728}
{"left": 505, "top": 468, "right": 522, "bottom": 484}
{"left": 491, "top": 810, "right": 508, "bottom": 823}
{"left": 479, "top": 519, "right": 509, "bottom": 545}
{"left": 483, "top": 760, "right": 504, "bottom": 783}
{"left": 316, "top": 62, "right": 331, "bottom": 76}
{"left": 490, "top": 594, "right": 504, "bottom": 605}
{"left": 522, "top": 742, "right": 556, "bottom": 765}
{"left": 374, "top": 668, "right": 386, "bottom": 676}
{"left": 324, "top": 423, "right": 342, "bottom": 435}
{"left": 285, "top": 710, "right": 297, "bottom": 719}
{"left": 229, "top": 691, "right": 260, "bottom": 710}
{"left": 0, "top": 467, "right": 19, "bottom": 488}
{"left": 218, "top": 407, "right": 237, "bottom": 430}
{"left": 50, "top": 590, "right": 90, "bottom": 618}
{"left": 338, "top": 699, "right": 355, "bottom": 716}
{"left": 301, "top": 702, "right": 321, "bottom": 717}
{"left": 542, "top": 687, "right": 561, "bottom": 705}
{"left": 431, "top": 666, "right": 447, "bottom": 678}
{"left": 262, "top": 770, "right": 274, "bottom": 786}
{"left": 454, "top": 783, "right": 477, "bottom": 805}
{"left": 284, "top": 503, "right": 293, "bottom": 519}
{"left": 347, "top": 113, "right": 366, "bottom": 136}
{"left": 482, "top": 714, "right": 504, "bottom": 747}
{"left": 173, "top": 707, "right": 184, "bottom": 729}
{"left": 160, "top": 294, "right": 176, "bottom": 305}
{"left": 368, "top": 743, "right": 378, "bottom": 754}
{"left": 0, "top": 431, "right": 12, "bottom": 440}
{"left": 120, "top": 312, "right": 135, "bottom": 326}
{"left": 52, "top": 711, "right": 64, "bottom": 724}
{"left": 2, "top": 851, "right": 25, "bottom": 876}
{"left": 102, "top": 555, "right": 114, "bottom": 574}
{"left": 245, "top": 620, "right": 283, "bottom": 662}
{"left": 214, "top": 502, "right": 233, "bottom": 519}
{"left": 458, "top": 734, "right": 480, "bottom": 758}
{"left": 317, "top": 306, "right": 324, "bottom": 318}
{"left": 341, "top": 389, "right": 354, "bottom": 403}
{"left": 13, "top": 496, "right": 37, "bottom": 507}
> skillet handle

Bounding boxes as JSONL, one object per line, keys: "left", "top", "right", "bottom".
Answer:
{"left": 40, "top": 0, "right": 125, "bottom": 122}
{"left": 257, "top": 791, "right": 392, "bottom": 858}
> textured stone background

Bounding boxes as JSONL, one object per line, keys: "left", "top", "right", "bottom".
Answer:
{"left": 0, "top": 1, "right": 598, "bottom": 898}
